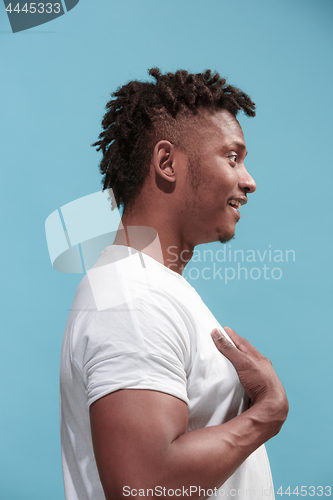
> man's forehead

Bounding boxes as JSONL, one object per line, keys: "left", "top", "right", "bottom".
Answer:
{"left": 187, "top": 108, "right": 245, "bottom": 145}
{"left": 207, "top": 109, "right": 243, "bottom": 134}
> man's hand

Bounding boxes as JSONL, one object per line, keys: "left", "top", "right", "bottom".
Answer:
{"left": 212, "top": 326, "right": 289, "bottom": 436}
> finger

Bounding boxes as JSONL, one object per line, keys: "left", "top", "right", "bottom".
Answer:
{"left": 223, "top": 326, "right": 248, "bottom": 352}
{"left": 211, "top": 329, "right": 245, "bottom": 367}
{"left": 224, "top": 326, "right": 260, "bottom": 357}
{"left": 211, "top": 328, "right": 234, "bottom": 348}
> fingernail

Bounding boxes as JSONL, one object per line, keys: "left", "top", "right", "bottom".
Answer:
{"left": 211, "top": 329, "right": 223, "bottom": 340}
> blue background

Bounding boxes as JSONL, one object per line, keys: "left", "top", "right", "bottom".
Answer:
{"left": 1, "top": 0, "right": 332, "bottom": 498}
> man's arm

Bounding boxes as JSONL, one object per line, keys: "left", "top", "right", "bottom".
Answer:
{"left": 90, "top": 327, "right": 288, "bottom": 500}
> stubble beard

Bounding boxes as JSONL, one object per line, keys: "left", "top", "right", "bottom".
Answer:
{"left": 187, "top": 156, "right": 236, "bottom": 246}
{"left": 218, "top": 233, "right": 235, "bottom": 244}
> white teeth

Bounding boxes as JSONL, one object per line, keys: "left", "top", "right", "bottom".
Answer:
{"left": 228, "top": 200, "right": 241, "bottom": 209}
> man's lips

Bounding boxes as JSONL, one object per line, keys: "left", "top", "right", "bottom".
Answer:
{"left": 228, "top": 203, "right": 241, "bottom": 220}
{"left": 227, "top": 197, "right": 247, "bottom": 220}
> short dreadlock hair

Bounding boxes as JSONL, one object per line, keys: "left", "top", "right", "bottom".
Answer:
{"left": 92, "top": 68, "right": 255, "bottom": 212}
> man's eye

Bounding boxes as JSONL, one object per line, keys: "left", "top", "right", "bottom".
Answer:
{"left": 229, "top": 155, "right": 237, "bottom": 163}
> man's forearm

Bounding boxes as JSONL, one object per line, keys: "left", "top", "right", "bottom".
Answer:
{"left": 163, "top": 401, "right": 284, "bottom": 496}
{"left": 106, "top": 400, "right": 286, "bottom": 500}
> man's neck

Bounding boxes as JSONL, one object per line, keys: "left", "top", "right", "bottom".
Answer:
{"left": 113, "top": 214, "right": 193, "bottom": 276}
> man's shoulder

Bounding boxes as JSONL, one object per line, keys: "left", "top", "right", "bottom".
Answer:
{"left": 82, "top": 245, "right": 196, "bottom": 311}
{"left": 63, "top": 245, "right": 214, "bottom": 360}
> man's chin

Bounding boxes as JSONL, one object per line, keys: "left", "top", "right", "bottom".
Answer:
{"left": 218, "top": 233, "right": 235, "bottom": 244}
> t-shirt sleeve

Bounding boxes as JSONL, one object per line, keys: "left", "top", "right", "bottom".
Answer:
{"left": 71, "top": 289, "right": 193, "bottom": 408}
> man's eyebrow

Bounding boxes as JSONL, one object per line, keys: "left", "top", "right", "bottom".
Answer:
{"left": 225, "top": 142, "right": 248, "bottom": 156}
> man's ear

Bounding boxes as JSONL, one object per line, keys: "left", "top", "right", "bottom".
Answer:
{"left": 153, "top": 140, "right": 177, "bottom": 183}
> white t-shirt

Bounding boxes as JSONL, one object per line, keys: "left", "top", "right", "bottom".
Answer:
{"left": 60, "top": 245, "right": 275, "bottom": 500}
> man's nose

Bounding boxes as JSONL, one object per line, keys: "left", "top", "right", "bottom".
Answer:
{"left": 238, "top": 168, "right": 256, "bottom": 193}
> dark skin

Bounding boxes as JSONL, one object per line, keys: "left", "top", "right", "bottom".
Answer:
{"left": 90, "top": 109, "right": 289, "bottom": 499}
{"left": 113, "top": 109, "right": 256, "bottom": 273}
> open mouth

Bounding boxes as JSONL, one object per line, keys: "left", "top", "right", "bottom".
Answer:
{"left": 228, "top": 199, "right": 242, "bottom": 210}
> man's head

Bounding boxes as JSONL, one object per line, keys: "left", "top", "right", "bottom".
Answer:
{"left": 93, "top": 68, "right": 256, "bottom": 221}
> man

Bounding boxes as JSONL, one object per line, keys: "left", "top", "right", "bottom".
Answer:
{"left": 60, "top": 69, "right": 288, "bottom": 500}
